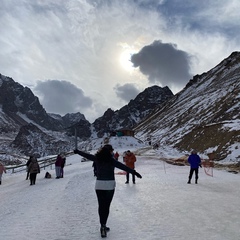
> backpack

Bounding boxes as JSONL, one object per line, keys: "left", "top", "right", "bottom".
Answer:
{"left": 45, "top": 172, "right": 51, "bottom": 178}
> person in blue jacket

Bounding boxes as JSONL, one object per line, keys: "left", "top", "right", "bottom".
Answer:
{"left": 74, "top": 144, "right": 142, "bottom": 238}
{"left": 187, "top": 150, "right": 202, "bottom": 184}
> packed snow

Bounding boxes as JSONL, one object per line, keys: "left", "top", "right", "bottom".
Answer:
{"left": 1, "top": 138, "right": 240, "bottom": 240}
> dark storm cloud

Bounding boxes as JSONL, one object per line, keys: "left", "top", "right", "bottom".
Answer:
{"left": 114, "top": 83, "right": 140, "bottom": 102}
{"left": 34, "top": 80, "right": 92, "bottom": 115}
{"left": 131, "top": 40, "right": 192, "bottom": 88}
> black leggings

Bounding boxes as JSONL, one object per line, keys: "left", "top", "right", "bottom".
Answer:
{"left": 126, "top": 172, "right": 135, "bottom": 183}
{"left": 30, "top": 173, "right": 37, "bottom": 184}
{"left": 189, "top": 168, "right": 199, "bottom": 180}
{"left": 95, "top": 189, "right": 115, "bottom": 226}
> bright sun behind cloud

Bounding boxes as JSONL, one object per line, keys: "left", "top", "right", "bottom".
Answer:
{"left": 119, "top": 49, "right": 134, "bottom": 72}
{"left": 118, "top": 43, "right": 137, "bottom": 72}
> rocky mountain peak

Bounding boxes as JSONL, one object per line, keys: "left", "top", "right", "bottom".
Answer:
{"left": 0, "top": 75, "right": 63, "bottom": 131}
{"left": 92, "top": 86, "right": 173, "bottom": 137}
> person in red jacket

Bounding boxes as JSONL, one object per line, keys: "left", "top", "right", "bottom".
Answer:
{"left": 124, "top": 150, "right": 137, "bottom": 184}
{"left": 114, "top": 151, "right": 119, "bottom": 160}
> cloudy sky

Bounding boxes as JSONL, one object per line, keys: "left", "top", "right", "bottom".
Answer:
{"left": 1, "top": 0, "right": 240, "bottom": 122}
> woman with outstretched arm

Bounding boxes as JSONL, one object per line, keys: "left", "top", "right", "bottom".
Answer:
{"left": 73, "top": 144, "right": 142, "bottom": 238}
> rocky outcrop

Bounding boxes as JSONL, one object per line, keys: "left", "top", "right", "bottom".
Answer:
{"left": 11, "top": 123, "right": 70, "bottom": 157}
{"left": 0, "top": 76, "right": 64, "bottom": 131}
{"left": 92, "top": 86, "right": 173, "bottom": 137}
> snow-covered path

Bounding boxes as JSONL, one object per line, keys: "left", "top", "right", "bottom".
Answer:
{"left": 1, "top": 155, "right": 240, "bottom": 240}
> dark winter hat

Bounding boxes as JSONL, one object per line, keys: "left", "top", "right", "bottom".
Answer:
{"left": 103, "top": 144, "right": 114, "bottom": 151}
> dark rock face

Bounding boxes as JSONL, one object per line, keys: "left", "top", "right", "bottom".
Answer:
{"left": 0, "top": 76, "right": 63, "bottom": 131}
{"left": 92, "top": 86, "right": 173, "bottom": 137}
{"left": 66, "top": 119, "right": 92, "bottom": 140}
{"left": 92, "top": 108, "right": 116, "bottom": 138}
{"left": 62, "top": 112, "right": 86, "bottom": 127}
{"left": 11, "top": 123, "right": 70, "bottom": 157}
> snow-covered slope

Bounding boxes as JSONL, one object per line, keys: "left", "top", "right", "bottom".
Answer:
{"left": 1, "top": 151, "right": 240, "bottom": 240}
{"left": 134, "top": 52, "right": 240, "bottom": 162}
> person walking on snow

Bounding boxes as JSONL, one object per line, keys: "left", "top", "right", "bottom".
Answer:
{"left": 124, "top": 150, "right": 137, "bottom": 184}
{"left": 55, "top": 154, "right": 64, "bottom": 179}
{"left": 60, "top": 156, "right": 66, "bottom": 178}
{"left": 74, "top": 144, "right": 142, "bottom": 238}
{"left": 26, "top": 156, "right": 33, "bottom": 180}
{"left": 28, "top": 156, "right": 40, "bottom": 185}
{"left": 187, "top": 150, "right": 202, "bottom": 184}
{"left": 0, "top": 161, "right": 7, "bottom": 185}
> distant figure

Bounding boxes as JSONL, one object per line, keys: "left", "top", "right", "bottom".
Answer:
{"left": 55, "top": 154, "right": 64, "bottom": 179}
{"left": 60, "top": 156, "right": 66, "bottom": 178}
{"left": 26, "top": 156, "right": 33, "bottom": 180}
{"left": 124, "top": 150, "right": 137, "bottom": 184}
{"left": 153, "top": 143, "right": 159, "bottom": 150}
{"left": 73, "top": 144, "right": 142, "bottom": 238}
{"left": 187, "top": 150, "right": 202, "bottom": 184}
{"left": 0, "top": 161, "right": 7, "bottom": 185}
{"left": 114, "top": 151, "right": 119, "bottom": 161}
{"left": 122, "top": 151, "right": 127, "bottom": 162}
{"left": 28, "top": 156, "right": 40, "bottom": 185}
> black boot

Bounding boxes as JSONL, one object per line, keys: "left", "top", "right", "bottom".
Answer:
{"left": 187, "top": 178, "right": 191, "bottom": 184}
{"left": 100, "top": 225, "right": 107, "bottom": 238}
{"left": 0, "top": 180, "right": 1, "bottom": 185}
{"left": 195, "top": 179, "right": 198, "bottom": 184}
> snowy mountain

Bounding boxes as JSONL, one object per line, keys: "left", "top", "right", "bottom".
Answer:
{"left": 0, "top": 52, "right": 239, "bottom": 162}
{"left": 0, "top": 74, "right": 64, "bottom": 131}
{"left": 10, "top": 123, "right": 74, "bottom": 157}
{"left": 0, "top": 74, "right": 88, "bottom": 156}
{"left": 91, "top": 86, "right": 173, "bottom": 138}
{"left": 134, "top": 52, "right": 240, "bottom": 163}
{"left": 0, "top": 75, "right": 170, "bottom": 157}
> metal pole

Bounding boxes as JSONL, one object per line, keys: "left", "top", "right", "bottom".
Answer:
{"left": 163, "top": 160, "right": 166, "bottom": 174}
{"left": 75, "top": 127, "right": 77, "bottom": 149}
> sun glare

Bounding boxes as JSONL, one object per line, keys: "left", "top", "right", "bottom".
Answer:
{"left": 119, "top": 49, "right": 135, "bottom": 72}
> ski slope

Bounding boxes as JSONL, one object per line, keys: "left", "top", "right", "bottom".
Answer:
{"left": 1, "top": 154, "right": 240, "bottom": 240}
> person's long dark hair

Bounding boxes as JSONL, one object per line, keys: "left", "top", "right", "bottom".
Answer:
{"left": 95, "top": 145, "right": 113, "bottom": 163}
